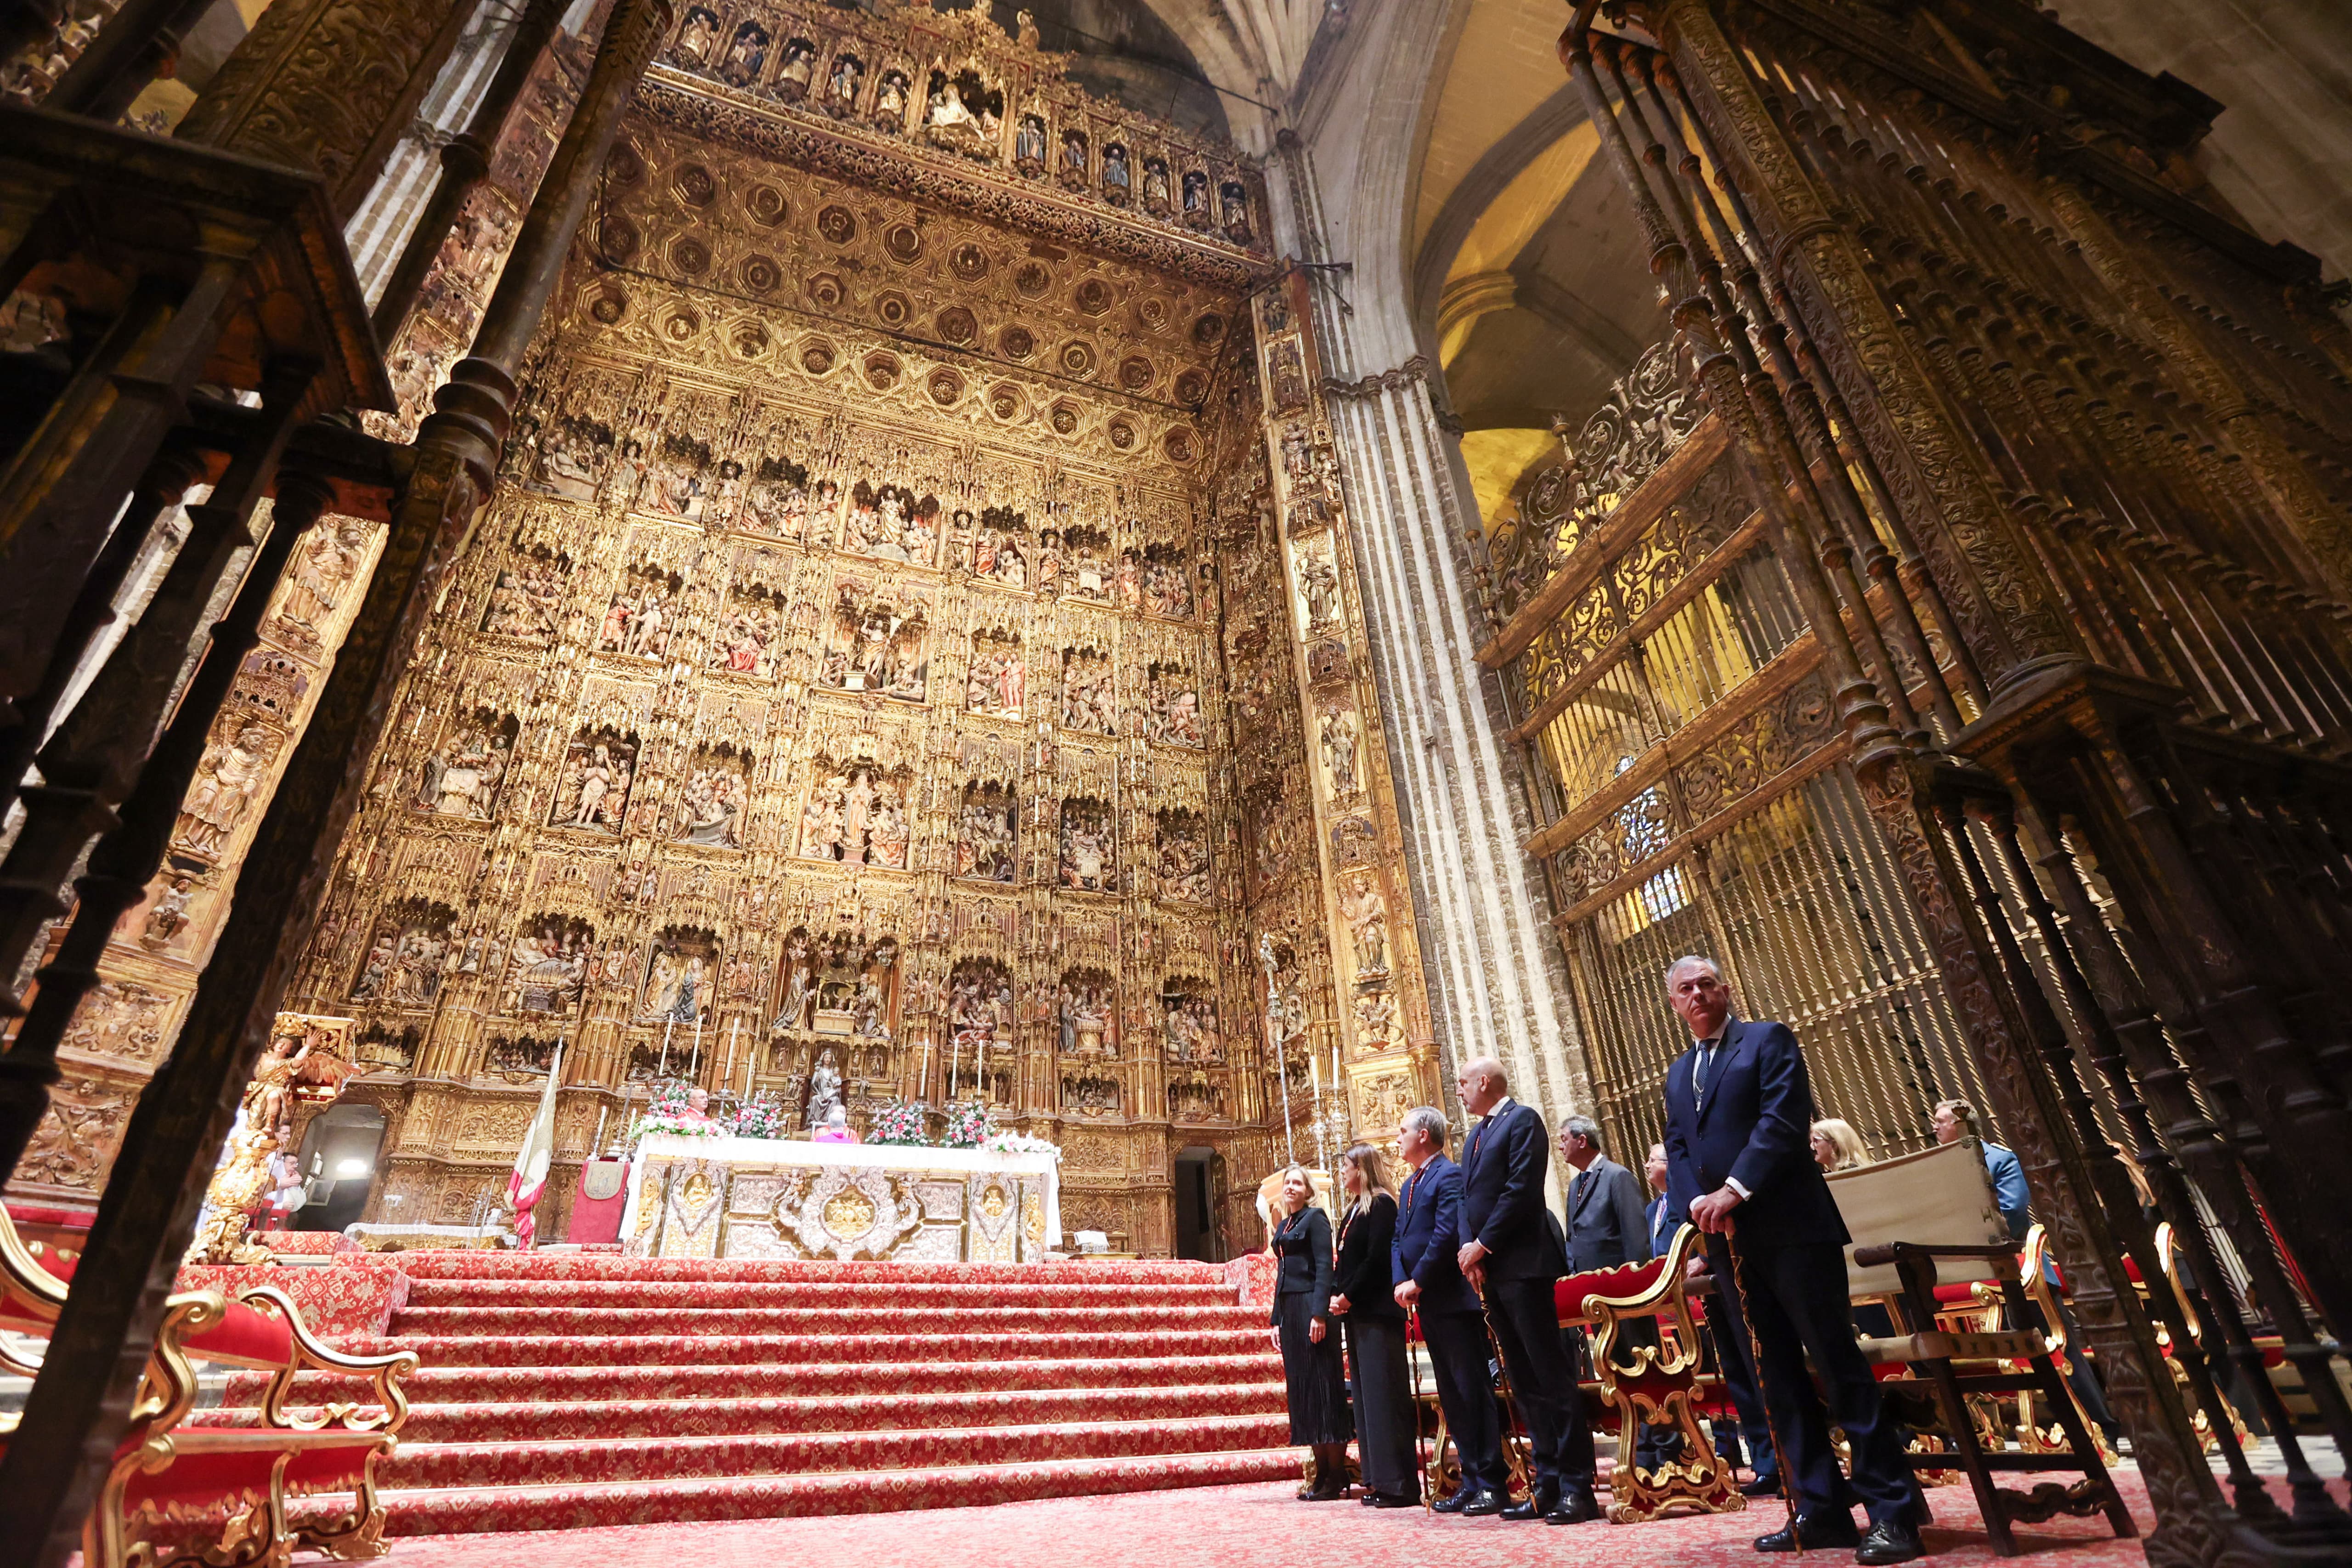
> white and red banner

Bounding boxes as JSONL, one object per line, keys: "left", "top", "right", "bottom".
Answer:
{"left": 507, "top": 1039, "right": 564, "bottom": 1249}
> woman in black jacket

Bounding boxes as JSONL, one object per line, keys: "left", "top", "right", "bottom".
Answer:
{"left": 1270, "top": 1164, "right": 1351, "bottom": 1499}
{"left": 1330, "top": 1142, "right": 1417, "bottom": 1506}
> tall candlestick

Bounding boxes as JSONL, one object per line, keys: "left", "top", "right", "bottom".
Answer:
{"left": 690, "top": 1016, "right": 703, "bottom": 1081}
{"left": 721, "top": 1018, "right": 738, "bottom": 1094}
{"left": 742, "top": 1036, "right": 755, "bottom": 1099}
{"left": 593, "top": 1104, "right": 608, "bottom": 1151}
{"left": 1310, "top": 1049, "right": 1322, "bottom": 1091}
{"left": 659, "top": 1018, "right": 674, "bottom": 1075}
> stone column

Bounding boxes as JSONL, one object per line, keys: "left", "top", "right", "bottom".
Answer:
{"left": 1266, "top": 136, "right": 1588, "bottom": 1133}
{"left": 1323, "top": 367, "right": 1588, "bottom": 1121}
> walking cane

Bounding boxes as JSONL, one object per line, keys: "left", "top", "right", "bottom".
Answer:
{"left": 1407, "top": 1306, "right": 1436, "bottom": 1515}
{"left": 1470, "top": 1269, "right": 1538, "bottom": 1502}
{"left": 1721, "top": 1214, "right": 1801, "bottom": 1552}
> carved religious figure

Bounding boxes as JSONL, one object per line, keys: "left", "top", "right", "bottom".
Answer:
{"left": 956, "top": 790, "right": 1017, "bottom": 882}
{"left": 551, "top": 737, "right": 634, "bottom": 833}
{"left": 1340, "top": 882, "right": 1390, "bottom": 977}
{"left": 673, "top": 759, "right": 748, "bottom": 848}
{"left": 828, "top": 52, "right": 864, "bottom": 113}
{"left": 141, "top": 874, "right": 196, "bottom": 950}
{"left": 772, "top": 930, "right": 816, "bottom": 1034}
{"left": 1145, "top": 667, "right": 1202, "bottom": 747}
{"left": 481, "top": 558, "right": 564, "bottom": 643}
{"left": 175, "top": 723, "right": 275, "bottom": 858}
{"left": 1060, "top": 800, "right": 1115, "bottom": 892}
{"left": 279, "top": 519, "right": 368, "bottom": 637}
{"left": 417, "top": 720, "right": 512, "bottom": 820}
{"left": 803, "top": 1047, "right": 843, "bottom": 1129}
{"left": 672, "top": 6, "right": 716, "bottom": 64}
{"left": 1156, "top": 812, "right": 1210, "bottom": 903}
{"left": 1014, "top": 113, "right": 1047, "bottom": 175}
{"left": 774, "top": 38, "right": 815, "bottom": 99}
{"left": 1295, "top": 548, "right": 1341, "bottom": 632}
{"left": 1320, "top": 706, "right": 1360, "bottom": 797}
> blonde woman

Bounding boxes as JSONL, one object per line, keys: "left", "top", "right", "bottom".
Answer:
{"left": 1809, "top": 1117, "right": 1868, "bottom": 1173}
{"left": 1330, "top": 1144, "right": 1417, "bottom": 1506}
{"left": 1269, "top": 1164, "right": 1351, "bottom": 1498}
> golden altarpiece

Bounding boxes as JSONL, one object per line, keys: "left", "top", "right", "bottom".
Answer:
{"left": 7, "top": 3, "right": 1437, "bottom": 1255}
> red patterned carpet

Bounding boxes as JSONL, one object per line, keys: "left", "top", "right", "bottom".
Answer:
{"left": 245, "top": 1252, "right": 1297, "bottom": 1536}
{"left": 368, "top": 1474, "right": 2158, "bottom": 1567}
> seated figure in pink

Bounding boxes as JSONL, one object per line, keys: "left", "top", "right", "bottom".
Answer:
{"left": 811, "top": 1105, "right": 859, "bottom": 1144}
{"left": 674, "top": 1085, "right": 721, "bottom": 1129}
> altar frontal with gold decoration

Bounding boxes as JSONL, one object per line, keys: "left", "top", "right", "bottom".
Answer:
{"left": 623, "top": 1132, "right": 1059, "bottom": 1262}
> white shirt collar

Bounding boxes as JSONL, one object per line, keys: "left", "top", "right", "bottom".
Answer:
{"left": 1482, "top": 1095, "right": 1516, "bottom": 1120}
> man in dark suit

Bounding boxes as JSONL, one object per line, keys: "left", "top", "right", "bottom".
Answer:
{"left": 1391, "top": 1104, "right": 1509, "bottom": 1514}
{"left": 1454, "top": 1057, "right": 1600, "bottom": 1525}
{"left": 1661, "top": 957, "right": 1925, "bottom": 1564}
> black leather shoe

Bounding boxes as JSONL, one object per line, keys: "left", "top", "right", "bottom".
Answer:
{"left": 1741, "top": 1474, "right": 1786, "bottom": 1497}
{"left": 1545, "top": 1489, "right": 1602, "bottom": 1525}
{"left": 1431, "top": 1489, "right": 1472, "bottom": 1514}
{"left": 1358, "top": 1493, "right": 1379, "bottom": 1506}
{"left": 1854, "top": 1520, "right": 1924, "bottom": 1564}
{"left": 1460, "top": 1489, "right": 1507, "bottom": 1517}
{"left": 1501, "top": 1488, "right": 1558, "bottom": 1521}
{"left": 1756, "top": 1512, "right": 1862, "bottom": 1552}
{"left": 1371, "top": 1492, "right": 1421, "bottom": 1509}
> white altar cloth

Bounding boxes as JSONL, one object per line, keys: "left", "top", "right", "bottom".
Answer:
{"left": 621, "top": 1134, "right": 1061, "bottom": 1262}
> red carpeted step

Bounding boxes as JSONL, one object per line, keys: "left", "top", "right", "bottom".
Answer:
{"left": 248, "top": 1351, "right": 1280, "bottom": 1407}
{"left": 346, "top": 1327, "right": 1270, "bottom": 1368}
{"left": 391, "top": 1256, "right": 1232, "bottom": 1285}
{"left": 384, "top": 1413, "right": 1293, "bottom": 1489}
{"left": 379, "top": 1381, "right": 1288, "bottom": 1443}
{"left": 398, "top": 1277, "right": 1237, "bottom": 1308}
{"left": 300, "top": 1447, "right": 1305, "bottom": 1534}
{"left": 290, "top": 1251, "right": 1300, "bottom": 1536}
{"left": 361, "top": 1328, "right": 1272, "bottom": 1370}
{"left": 385, "top": 1302, "right": 1260, "bottom": 1337}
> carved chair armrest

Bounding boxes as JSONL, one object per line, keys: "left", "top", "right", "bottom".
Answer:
{"left": 238, "top": 1283, "right": 418, "bottom": 1435}
{"left": 0, "top": 1207, "right": 71, "bottom": 1325}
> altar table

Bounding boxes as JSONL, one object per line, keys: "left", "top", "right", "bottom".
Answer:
{"left": 622, "top": 1134, "right": 1062, "bottom": 1263}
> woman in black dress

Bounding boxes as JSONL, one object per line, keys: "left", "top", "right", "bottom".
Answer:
{"left": 1270, "top": 1164, "right": 1351, "bottom": 1498}
{"left": 1330, "top": 1143, "right": 1417, "bottom": 1506}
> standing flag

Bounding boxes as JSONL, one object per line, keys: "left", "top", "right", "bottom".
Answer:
{"left": 507, "top": 1037, "right": 565, "bottom": 1249}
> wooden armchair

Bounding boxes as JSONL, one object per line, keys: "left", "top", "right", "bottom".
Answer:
{"left": 0, "top": 1207, "right": 418, "bottom": 1567}
{"left": 1557, "top": 1220, "right": 1744, "bottom": 1522}
{"left": 1830, "top": 1140, "right": 2136, "bottom": 1557}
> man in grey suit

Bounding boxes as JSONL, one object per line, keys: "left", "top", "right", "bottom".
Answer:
{"left": 1560, "top": 1116, "right": 1666, "bottom": 1464}
{"left": 1560, "top": 1116, "right": 1652, "bottom": 1275}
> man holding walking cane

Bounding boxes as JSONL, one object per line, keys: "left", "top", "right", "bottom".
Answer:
{"left": 1661, "top": 956, "right": 1927, "bottom": 1563}
{"left": 1454, "top": 1056, "right": 1602, "bottom": 1525}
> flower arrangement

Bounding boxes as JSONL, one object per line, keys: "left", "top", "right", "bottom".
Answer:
{"left": 981, "top": 1130, "right": 1062, "bottom": 1160}
{"left": 728, "top": 1091, "right": 791, "bottom": 1141}
{"left": 941, "top": 1094, "right": 995, "bottom": 1149}
{"left": 868, "top": 1098, "right": 934, "bottom": 1147}
{"left": 628, "top": 1079, "right": 724, "bottom": 1142}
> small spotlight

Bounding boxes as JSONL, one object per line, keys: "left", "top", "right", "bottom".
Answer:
{"left": 336, "top": 1159, "right": 373, "bottom": 1178}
